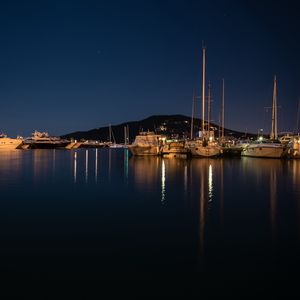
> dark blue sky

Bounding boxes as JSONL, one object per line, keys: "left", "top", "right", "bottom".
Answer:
{"left": 0, "top": 0, "right": 299, "bottom": 137}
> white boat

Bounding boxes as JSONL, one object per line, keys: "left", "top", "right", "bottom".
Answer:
{"left": 0, "top": 134, "right": 23, "bottom": 150}
{"left": 241, "top": 140, "right": 284, "bottom": 158}
{"left": 241, "top": 76, "right": 285, "bottom": 158}
{"left": 24, "top": 130, "right": 70, "bottom": 149}
{"left": 128, "top": 131, "right": 164, "bottom": 156}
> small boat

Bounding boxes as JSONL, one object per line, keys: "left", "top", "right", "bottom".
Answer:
{"left": 0, "top": 134, "right": 23, "bottom": 150}
{"left": 128, "top": 131, "right": 164, "bottom": 156}
{"left": 24, "top": 130, "right": 70, "bottom": 149}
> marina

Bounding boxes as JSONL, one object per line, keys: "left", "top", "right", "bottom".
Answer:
{"left": 0, "top": 0, "right": 299, "bottom": 294}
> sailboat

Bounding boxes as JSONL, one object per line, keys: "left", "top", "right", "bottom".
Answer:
{"left": 108, "top": 124, "right": 124, "bottom": 148}
{"left": 187, "top": 47, "right": 221, "bottom": 158}
{"left": 241, "top": 76, "right": 285, "bottom": 158}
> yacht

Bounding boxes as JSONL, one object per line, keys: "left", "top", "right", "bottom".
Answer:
{"left": 0, "top": 134, "right": 23, "bottom": 150}
{"left": 24, "top": 130, "right": 71, "bottom": 149}
{"left": 241, "top": 76, "right": 285, "bottom": 158}
{"left": 128, "top": 131, "right": 164, "bottom": 156}
{"left": 241, "top": 139, "right": 285, "bottom": 158}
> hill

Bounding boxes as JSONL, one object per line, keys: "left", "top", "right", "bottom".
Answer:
{"left": 61, "top": 114, "right": 254, "bottom": 142}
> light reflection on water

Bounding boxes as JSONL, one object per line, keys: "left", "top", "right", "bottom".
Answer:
{"left": 0, "top": 149, "right": 300, "bottom": 286}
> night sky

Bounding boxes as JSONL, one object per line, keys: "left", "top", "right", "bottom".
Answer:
{"left": 0, "top": 0, "right": 299, "bottom": 137}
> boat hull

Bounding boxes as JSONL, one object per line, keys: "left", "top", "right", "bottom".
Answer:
{"left": 0, "top": 138, "right": 23, "bottom": 150}
{"left": 241, "top": 145, "right": 284, "bottom": 158}
{"left": 190, "top": 145, "right": 221, "bottom": 157}
{"left": 128, "top": 145, "right": 160, "bottom": 156}
{"left": 24, "top": 141, "right": 71, "bottom": 149}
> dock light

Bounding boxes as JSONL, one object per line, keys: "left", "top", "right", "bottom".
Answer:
{"left": 259, "top": 136, "right": 263, "bottom": 141}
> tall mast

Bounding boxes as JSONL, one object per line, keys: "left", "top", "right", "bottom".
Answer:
{"left": 296, "top": 98, "right": 300, "bottom": 134}
{"left": 207, "top": 81, "right": 211, "bottom": 136}
{"left": 270, "top": 75, "right": 277, "bottom": 140}
{"left": 221, "top": 79, "right": 225, "bottom": 140}
{"left": 190, "top": 88, "right": 195, "bottom": 139}
{"left": 201, "top": 46, "right": 206, "bottom": 134}
{"left": 124, "top": 126, "right": 127, "bottom": 146}
{"left": 109, "top": 124, "right": 112, "bottom": 143}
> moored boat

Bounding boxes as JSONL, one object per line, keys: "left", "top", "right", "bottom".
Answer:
{"left": 0, "top": 134, "right": 23, "bottom": 150}
{"left": 241, "top": 139, "right": 285, "bottom": 158}
{"left": 24, "top": 130, "right": 70, "bottom": 149}
{"left": 162, "top": 140, "right": 188, "bottom": 158}
{"left": 128, "top": 131, "right": 164, "bottom": 156}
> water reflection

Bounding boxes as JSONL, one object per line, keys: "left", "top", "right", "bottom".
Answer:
{"left": 74, "top": 151, "right": 77, "bottom": 183}
{"left": 208, "top": 164, "right": 213, "bottom": 203}
{"left": 95, "top": 149, "right": 98, "bottom": 183}
{"left": 85, "top": 150, "right": 89, "bottom": 183}
{"left": 129, "top": 156, "right": 161, "bottom": 190}
{"left": 124, "top": 149, "right": 129, "bottom": 180}
{"left": 161, "top": 159, "right": 166, "bottom": 204}
{"left": 270, "top": 168, "right": 277, "bottom": 241}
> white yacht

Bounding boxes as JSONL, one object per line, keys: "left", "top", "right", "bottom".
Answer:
{"left": 24, "top": 130, "right": 70, "bottom": 149}
{"left": 0, "top": 134, "right": 23, "bottom": 150}
{"left": 241, "top": 139, "right": 284, "bottom": 158}
{"left": 128, "top": 131, "right": 164, "bottom": 156}
{"left": 241, "top": 76, "right": 285, "bottom": 158}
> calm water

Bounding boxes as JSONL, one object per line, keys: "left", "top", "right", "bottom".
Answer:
{"left": 1, "top": 149, "right": 300, "bottom": 294}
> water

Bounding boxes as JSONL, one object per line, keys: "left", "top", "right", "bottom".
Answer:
{"left": 1, "top": 149, "right": 300, "bottom": 294}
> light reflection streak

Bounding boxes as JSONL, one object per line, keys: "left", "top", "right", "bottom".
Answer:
{"left": 220, "top": 159, "right": 224, "bottom": 226}
{"left": 184, "top": 163, "right": 188, "bottom": 194}
{"left": 95, "top": 149, "right": 98, "bottom": 182}
{"left": 270, "top": 169, "right": 277, "bottom": 241}
{"left": 208, "top": 164, "right": 213, "bottom": 203}
{"left": 108, "top": 148, "right": 111, "bottom": 181}
{"left": 74, "top": 151, "right": 77, "bottom": 183}
{"left": 161, "top": 159, "right": 166, "bottom": 204}
{"left": 199, "top": 170, "right": 205, "bottom": 258}
{"left": 85, "top": 150, "right": 88, "bottom": 183}
{"left": 124, "top": 148, "right": 129, "bottom": 180}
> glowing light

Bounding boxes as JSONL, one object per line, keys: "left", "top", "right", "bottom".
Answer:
{"left": 161, "top": 159, "right": 166, "bottom": 203}
{"left": 259, "top": 136, "right": 263, "bottom": 141}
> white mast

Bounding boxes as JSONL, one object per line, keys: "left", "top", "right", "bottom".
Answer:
{"left": 190, "top": 88, "right": 195, "bottom": 140}
{"left": 201, "top": 46, "right": 206, "bottom": 134}
{"left": 270, "top": 75, "right": 277, "bottom": 140}
{"left": 207, "top": 81, "right": 211, "bottom": 136}
{"left": 221, "top": 79, "right": 225, "bottom": 141}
